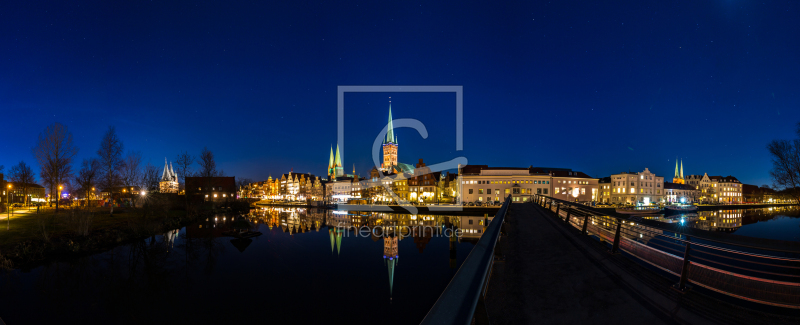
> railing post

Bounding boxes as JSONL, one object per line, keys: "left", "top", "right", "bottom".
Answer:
{"left": 582, "top": 214, "right": 589, "bottom": 234}
{"left": 565, "top": 207, "right": 571, "bottom": 225}
{"left": 611, "top": 219, "right": 622, "bottom": 254}
{"left": 555, "top": 203, "right": 560, "bottom": 218}
{"left": 673, "top": 236, "right": 692, "bottom": 292}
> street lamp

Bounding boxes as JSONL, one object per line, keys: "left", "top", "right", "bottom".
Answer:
{"left": 7, "top": 184, "right": 11, "bottom": 230}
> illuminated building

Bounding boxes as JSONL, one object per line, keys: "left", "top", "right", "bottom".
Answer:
{"left": 608, "top": 168, "right": 664, "bottom": 205}
{"left": 459, "top": 165, "right": 598, "bottom": 203}
{"left": 409, "top": 159, "right": 440, "bottom": 203}
{"left": 664, "top": 182, "right": 697, "bottom": 203}
{"left": 279, "top": 171, "right": 323, "bottom": 201}
{"left": 4, "top": 182, "right": 45, "bottom": 204}
{"left": 710, "top": 175, "right": 743, "bottom": 203}
{"left": 327, "top": 145, "right": 344, "bottom": 180}
{"left": 672, "top": 158, "right": 685, "bottom": 184}
{"left": 159, "top": 158, "right": 179, "bottom": 193}
{"left": 685, "top": 173, "right": 743, "bottom": 203}
{"left": 185, "top": 176, "right": 236, "bottom": 202}
{"left": 597, "top": 177, "right": 612, "bottom": 203}
{"left": 381, "top": 102, "right": 398, "bottom": 172}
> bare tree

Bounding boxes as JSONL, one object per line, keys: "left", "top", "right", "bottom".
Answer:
{"left": 97, "top": 126, "right": 124, "bottom": 215}
{"left": 174, "top": 151, "right": 194, "bottom": 192}
{"left": 196, "top": 147, "right": 221, "bottom": 178}
{"left": 236, "top": 178, "right": 253, "bottom": 190}
{"left": 121, "top": 151, "right": 143, "bottom": 207}
{"left": 8, "top": 161, "right": 36, "bottom": 206}
{"left": 32, "top": 122, "right": 79, "bottom": 213}
{"left": 196, "top": 147, "right": 224, "bottom": 200}
{"left": 767, "top": 122, "right": 800, "bottom": 205}
{"left": 74, "top": 158, "right": 101, "bottom": 209}
{"left": 143, "top": 162, "right": 160, "bottom": 192}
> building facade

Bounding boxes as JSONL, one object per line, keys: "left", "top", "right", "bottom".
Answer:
{"left": 459, "top": 165, "right": 598, "bottom": 204}
{"left": 5, "top": 182, "right": 46, "bottom": 204}
{"left": 685, "top": 173, "right": 743, "bottom": 203}
{"left": 608, "top": 168, "right": 664, "bottom": 205}
{"left": 710, "top": 175, "right": 743, "bottom": 203}
{"left": 597, "top": 177, "right": 612, "bottom": 203}
{"left": 185, "top": 176, "right": 236, "bottom": 202}
{"left": 159, "top": 159, "right": 179, "bottom": 193}
{"left": 408, "top": 159, "right": 441, "bottom": 203}
{"left": 664, "top": 182, "right": 697, "bottom": 203}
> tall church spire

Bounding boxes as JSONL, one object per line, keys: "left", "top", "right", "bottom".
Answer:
{"left": 385, "top": 102, "right": 396, "bottom": 144}
{"left": 161, "top": 158, "right": 170, "bottom": 181}
{"left": 380, "top": 99, "right": 399, "bottom": 172}
{"left": 674, "top": 158, "right": 679, "bottom": 178}
{"left": 334, "top": 145, "right": 342, "bottom": 167}
{"left": 672, "top": 157, "right": 685, "bottom": 184}
{"left": 329, "top": 146, "right": 334, "bottom": 169}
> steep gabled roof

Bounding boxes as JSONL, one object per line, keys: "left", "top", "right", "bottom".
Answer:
{"left": 161, "top": 158, "right": 172, "bottom": 181}
{"left": 334, "top": 145, "right": 342, "bottom": 167}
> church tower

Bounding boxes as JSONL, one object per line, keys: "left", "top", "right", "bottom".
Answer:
{"left": 327, "top": 146, "right": 335, "bottom": 179}
{"left": 327, "top": 145, "right": 344, "bottom": 179}
{"left": 673, "top": 158, "right": 685, "bottom": 184}
{"left": 334, "top": 145, "right": 344, "bottom": 178}
{"left": 381, "top": 101, "right": 398, "bottom": 172}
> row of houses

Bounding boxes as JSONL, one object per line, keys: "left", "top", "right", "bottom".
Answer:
{"left": 240, "top": 160, "right": 779, "bottom": 205}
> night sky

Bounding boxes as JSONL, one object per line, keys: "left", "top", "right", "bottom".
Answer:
{"left": 2, "top": 1, "right": 799, "bottom": 187}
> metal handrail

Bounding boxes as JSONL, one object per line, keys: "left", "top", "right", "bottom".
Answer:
{"left": 540, "top": 195, "right": 800, "bottom": 254}
{"left": 534, "top": 194, "right": 800, "bottom": 308}
{"left": 420, "top": 195, "right": 511, "bottom": 325}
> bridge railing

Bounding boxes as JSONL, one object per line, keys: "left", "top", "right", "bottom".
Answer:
{"left": 420, "top": 195, "right": 511, "bottom": 325}
{"left": 532, "top": 194, "right": 800, "bottom": 309}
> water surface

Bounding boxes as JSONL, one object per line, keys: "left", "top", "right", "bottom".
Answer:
{"left": 0, "top": 207, "right": 492, "bottom": 324}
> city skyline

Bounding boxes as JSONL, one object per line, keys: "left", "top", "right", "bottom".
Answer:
{"left": 4, "top": 1, "right": 800, "bottom": 186}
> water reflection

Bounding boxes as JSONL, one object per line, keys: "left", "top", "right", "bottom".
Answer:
{"left": 633, "top": 206, "right": 800, "bottom": 240}
{"left": 0, "top": 207, "right": 494, "bottom": 325}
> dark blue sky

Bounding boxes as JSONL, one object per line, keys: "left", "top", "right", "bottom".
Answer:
{"left": 2, "top": 1, "right": 799, "bottom": 186}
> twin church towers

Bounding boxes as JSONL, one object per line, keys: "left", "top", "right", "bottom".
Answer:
{"left": 327, "top": 101, "right": 398, "bottom": 180}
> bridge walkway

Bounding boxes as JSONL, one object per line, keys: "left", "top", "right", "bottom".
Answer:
{"left": 483, "top": 202, "right": 794, "bottom": 325}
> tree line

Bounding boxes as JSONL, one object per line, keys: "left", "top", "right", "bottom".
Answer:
{"left": 12, "top": 122, "right": 232, "bottom": 214}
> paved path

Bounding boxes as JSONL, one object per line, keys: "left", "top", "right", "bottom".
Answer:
{"left": 484, "top": 203, "right": 715, "bottom": 325}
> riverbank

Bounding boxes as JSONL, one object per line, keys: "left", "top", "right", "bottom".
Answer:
{"left": 592, "top": 202, "right": 797, "bottom": 215}
{"left": 254, "top": 201, "right": 315, "bottom": 208}
{"left": 335, "top": 204, "right": 500, "bottom": 216}
{"left": 0, "top": 203, "right": 249, "bottom": 270}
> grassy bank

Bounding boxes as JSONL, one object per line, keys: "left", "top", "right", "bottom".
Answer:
{"left": 0, "top": 199, "right": 251, "bottom": 270}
